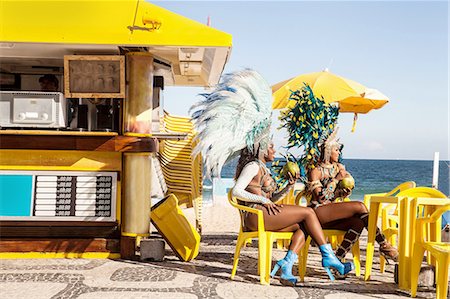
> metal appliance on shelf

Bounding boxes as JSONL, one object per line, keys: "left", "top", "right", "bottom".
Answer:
{"left": 0, "top": 91, "right": 67, "bottom": 128}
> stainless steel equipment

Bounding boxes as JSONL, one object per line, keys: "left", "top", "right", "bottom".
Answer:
{"left": 0, "top": 91, "right": 67, "bottom": 128}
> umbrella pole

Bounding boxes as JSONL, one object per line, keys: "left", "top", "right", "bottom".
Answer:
{"left": 351, "top": 113, "right": 358, "bottom": 132}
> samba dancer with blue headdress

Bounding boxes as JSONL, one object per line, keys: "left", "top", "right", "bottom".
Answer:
{"left": 191, "top": 69, "right": 353, "bottom": 286}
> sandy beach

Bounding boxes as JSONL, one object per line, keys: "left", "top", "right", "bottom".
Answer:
{"left": 183, "top": 195, "right": 241, "bottom": 234}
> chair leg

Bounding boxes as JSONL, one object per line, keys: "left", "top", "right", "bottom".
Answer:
{"left": 435, "top": 254, "right": 449, "bottom": 299}
{"left": 425, "top": 224, "right": 432, "bottom": 265}
{"left": 265, "top": 234, "right": 275, "bottom": 284}
{"left": 299, "top": 236, "right": 312, "bottom": 282}
{"left": 231, "top": 234, "right": 246, "bottom": 279}
{"left": 351, "top": 240, "right": 361, "bottom": 277}
{"left": 379, "top": 226, "right": 386, "bottom": 273}
{"left": 380, "top": 230, "right": 397, "bottom": 273}
{"left": 389, "top": 229, "right": 397, "bottom": 247}
{"left": 380, "top": 255, "right": 386, "bottom": 273}
{"left": 410, "top": 244, "right": 425, "bottom": 297}
{"left": 430, "top": 221, "right": 440, "bottom": 267}
{"left": 258, "top": 234, "right": 268, "bottom": 285}
{"left": 276, "top": 239, "right": 284, "bottom": 250}
{"left": 330, "top": 235, "right": 338, "bottom": 250}
{"left": 389, "top": 220, "right": 397, "bottom": 247}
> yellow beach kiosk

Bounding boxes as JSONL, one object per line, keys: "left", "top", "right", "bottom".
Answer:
{"left": 0, "top": 1, "right": 232, "bottom": 259}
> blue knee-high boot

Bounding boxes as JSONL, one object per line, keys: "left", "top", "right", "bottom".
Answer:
{"left": 270, "top": 250, "right": 298, "bottom": 286}
{"left": 319, "top": 244, "right": 354, "bottom": 281}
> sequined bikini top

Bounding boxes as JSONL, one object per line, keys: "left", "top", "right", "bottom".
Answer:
{"left": 247, "top": 160, "right": 277, "bottom": 197}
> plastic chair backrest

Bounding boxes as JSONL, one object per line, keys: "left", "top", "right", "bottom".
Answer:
{"left": 397, "top": 187, "right": 447, "bottom": 199}
{"left": 228, "top": 189, "right": 266, "bottom": 232}
{"left": 227, "top": 189, "right": 242, "bottom": 208}
{"left": 426, "top": 204, "right": 450, "bottom": 223}
{"left": 228, "top": 190, "right": 245, "bottom": 231}
{"left": 393, "top": 187, "right": 447, "bottom": 218}
{"left": 415, "top": 201, "right": 450, "bottom": 243}
{"left": 386, "top": 181, "right": 416, "bottom": 196}
{"left": 381, "top": 181, "right": 417, "bottom": 214}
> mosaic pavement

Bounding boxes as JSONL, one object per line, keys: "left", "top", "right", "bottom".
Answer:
{"left": 0, "top": 233, "right": 445, "bottom": 299}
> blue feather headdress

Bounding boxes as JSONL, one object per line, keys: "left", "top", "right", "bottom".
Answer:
{"left": 190, "top": 69, "right": 273, "bottom": 179}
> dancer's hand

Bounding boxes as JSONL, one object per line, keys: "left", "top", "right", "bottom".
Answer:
{"left": 338, "top": 187, "right": 352, "bottom": 198}
{"left": 287, "top": 172, "right": 299, "bottom": 185}
{"left": 263, "top": 202, "right": 282, "bottom": 215}
{"left": 335, "top": 170, "right": 348, "bottom": 180}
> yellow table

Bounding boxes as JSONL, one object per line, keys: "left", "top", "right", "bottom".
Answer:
{"left": 365, "top": 195, "right": 450, "bottom": 290}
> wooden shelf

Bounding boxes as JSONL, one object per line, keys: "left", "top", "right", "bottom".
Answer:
{"left": 0, "top": 130, "right": 187, "bottom": 152}
{"left": 150, "top": 132, "right": 187, "bottom": 140}
{"left": 0, "top": 134, "right": 158, "bottom": 152}
{"left": 0, "top": 130, "right": 118, "bottom": 136}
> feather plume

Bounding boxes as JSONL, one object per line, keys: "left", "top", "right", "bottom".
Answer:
{"left": 190, "top": 69, "right": 272, "bottom": 179}
{"left": 278, "top": 84, "right": 339, "bottom": 181}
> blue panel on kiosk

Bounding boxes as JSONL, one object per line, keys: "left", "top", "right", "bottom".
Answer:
{"left": 0, "top": 175, "right": 33, "bottom": 216}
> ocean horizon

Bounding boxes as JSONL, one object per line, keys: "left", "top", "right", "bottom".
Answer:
{"left": 203, "top": 158, "right": 450, "bottom": 201}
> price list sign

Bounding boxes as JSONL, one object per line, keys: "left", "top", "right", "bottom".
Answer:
{"left": 33, "top": 176, "right": 74, "bottom": 216}
{"left": 75, "top": 176, "right": 112, "bottom": 217}
{"left": 33, "top": 174, "right": 116, "bottom": 219}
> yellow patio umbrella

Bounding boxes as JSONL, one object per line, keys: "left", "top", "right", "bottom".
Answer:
{"left": 271, "top": 69, "right": 389, "bottom": 131}
{"left": 339, "top": 88, "right": 389, "bottom": 114}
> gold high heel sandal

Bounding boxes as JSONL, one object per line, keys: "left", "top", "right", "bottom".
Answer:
{"left": 379, "top": 242, "right": 399, "bottom": 264}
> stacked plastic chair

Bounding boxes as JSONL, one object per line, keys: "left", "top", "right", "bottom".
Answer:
{"left": 159, "top": 111, "right": 203, "bottom": 233}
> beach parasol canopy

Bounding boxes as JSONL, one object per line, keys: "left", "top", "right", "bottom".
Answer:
{"left": 271, "top": 69, "right": 389, "bottom": 114}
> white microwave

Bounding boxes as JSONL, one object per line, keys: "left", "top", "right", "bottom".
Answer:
{"left": 0, "top": 91, "right": 67, "bottom": 128}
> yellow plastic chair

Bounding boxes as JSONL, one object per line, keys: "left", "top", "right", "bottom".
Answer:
{"left": 275, "top": 183, "right": 307, "bottom": 249}
{"left": 382, "top": 187, "right": 445, "bottom": 272}
{"left": 276, "top": 188, "right": 296, "bottom": 249}
{"left": 411, "top": 201, "right": 450, "bottom": 299}
{"left": 363, "top": 181, "right": 416, "bottom": 208}
{"left": 297, "top": 194, "right": 361, "bottom": 281}
{"left": 364, "top": 187, "right": 448, "bottom": 285}
{"left": 228, "top": 190, "right": 300, "bottom": 285}
{"left": 363, "top": 181, "right": 416, "bottom": 272}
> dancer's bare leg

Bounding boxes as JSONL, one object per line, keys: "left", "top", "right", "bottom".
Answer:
{"left": 314, "top": 201, "right": 367, "bottom": 224}
{"left": 246, "top": 205, "right": 326, "bottom": 246}
{"left": 315, "top": 201, "right": 398, "bottom": 261}
{"left": 288, "top": 226, "right": 306, "bottom": 253}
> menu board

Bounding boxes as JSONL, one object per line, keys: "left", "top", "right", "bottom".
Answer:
{"left": 0, "top": 171, "right": 117, "bottom": 221}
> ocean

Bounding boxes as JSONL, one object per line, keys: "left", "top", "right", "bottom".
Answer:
{"left": 203, "top": 159, "right": 450, "bottom": 202}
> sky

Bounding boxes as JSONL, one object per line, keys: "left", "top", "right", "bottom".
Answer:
{"left": 154, "top": 0, "right": 449, "bottom": 161}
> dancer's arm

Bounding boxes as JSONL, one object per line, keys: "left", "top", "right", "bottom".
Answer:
{"left": 308, "top": 168, "right": 337, "bottom": 203}
{"left": 335, "top": 164, "right": 352, "bottom": 198}
{"left": 271, "top": 184, "right": 293, "bottom": 202}
{"left": 232, "top": 162, "right": 271, "bottom": 204}
{"left": 271, "top": 173, "right": 296, "bottom": 202}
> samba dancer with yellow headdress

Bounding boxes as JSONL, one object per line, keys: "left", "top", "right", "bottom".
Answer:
{"left": 280, "top": 85, "right": 399, "bottom": 271}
